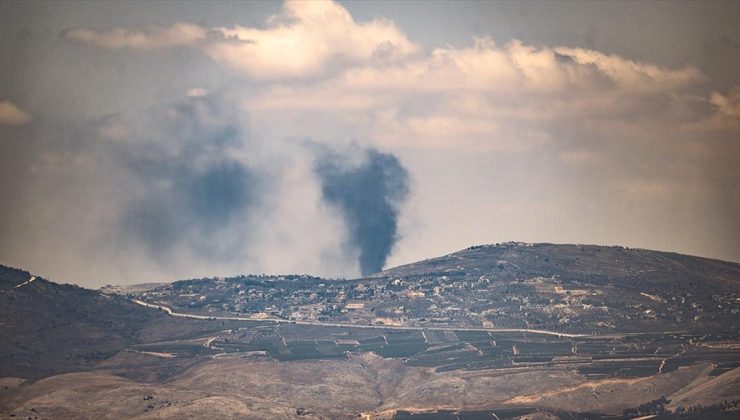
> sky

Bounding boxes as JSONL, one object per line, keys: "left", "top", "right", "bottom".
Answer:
{"left": 1, "top": 0, "right": 739, "bottom": 287}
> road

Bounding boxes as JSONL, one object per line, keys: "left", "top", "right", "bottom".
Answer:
{"left": 14, "top": 275, "right": 36, "bottom": 289}
{"left": 131, "top": 299, "right": 584, "bottom": 338}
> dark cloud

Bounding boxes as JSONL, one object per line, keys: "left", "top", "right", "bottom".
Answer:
{"left": 315, "top": 147, "right": 409, "bottom": 276}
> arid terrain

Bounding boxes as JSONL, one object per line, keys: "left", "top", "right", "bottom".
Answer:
{"left": 1, "top": 243, "right": 739, "bottom": 419}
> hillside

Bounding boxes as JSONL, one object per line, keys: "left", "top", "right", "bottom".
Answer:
{"left": 0, "top": 265, "right": 165, "bottom": 379}
{"left": 129, "top": 243, "right": 740, "bottom": 335}
{"left": 379, "top": 242, "right": 740, "bottom": 296}
{"left": 1, "top": 244, "right": 739, "bottom": 418}
{"left": 375, "top": 243, "right": 740, "bottom": 334}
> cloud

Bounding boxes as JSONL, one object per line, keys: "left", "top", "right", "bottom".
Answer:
{"left": 328, "top": 38, "right": 705, "bottom": 95}
{"left": 553, "top": 46, "right": 707, "bottom": 92}
{"left": 16, "top": 0, "right": 740, "bottom": 283}
{"left": 238, "top": 33, "right": 708, "bottom": 152}
{"left": 61, "top": 22, "right": 206, "bottom": 50}
{"left": 57, "top": 1, "right": 709, "bottom": 118}
{"left": 63, "top": 1, "right": 416, "bottom": 80}
{"left": 225, "top": 13, "right": 736, "bottom": 267}
{"left": 710, "top": 88, "right": 740, "bottom": 120}
{"left": 0, "top": 101, "right": 31, "bottom": 125}
{"left": 205, "top": 0, "right": 417, "bottom": 79}
{"left": 315, "top": 147, "right": 409, "bottom": 276}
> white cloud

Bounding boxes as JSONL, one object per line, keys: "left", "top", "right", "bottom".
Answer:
{"left": 553, "top": 46, "right": 706, "bottom": 92}
{"left": 62, "top": 22, "right": 207, "bottom": 50}
{"left": 710, "top": 88, "right": 740, "bottom": 120}
{"left": 330, "top": 38, "right": 704, "bottom": 95}
{"left": 52, "top": 0, "right": 740, "bottom": 275}
{"left": 205, "top": 0, "right": 417, "bottom": 79}
{"left": 0, "top": 100, "right": 31, "bottom": 125}
{"left": 239, "top": 34, "right": 708, "bottom": 153}
{"left": 62, "top": 1, "right": 704, "bottom": 95}
{"left": 63, "top": 1, "right": 416, "bottom": 80}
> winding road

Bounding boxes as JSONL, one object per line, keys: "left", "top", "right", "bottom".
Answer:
{"left": 131, "top": 299, "right": 584, "bottom": 338}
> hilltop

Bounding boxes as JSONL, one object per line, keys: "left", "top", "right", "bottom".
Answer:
{"left": 126, "top": 243, "right": 740, "bottom": 335}
{"left": 381, "top": 242, "right": 740, "bottom": 294}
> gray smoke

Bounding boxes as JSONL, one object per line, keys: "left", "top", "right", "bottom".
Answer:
{"left": 315, "top": 147, "right": 409, "bottom": 276}
{"left": 118, "top": 96, "right": 258, "bottom": 259}
{"left": 0, "top": 91, "right": 410, "bottom": 284}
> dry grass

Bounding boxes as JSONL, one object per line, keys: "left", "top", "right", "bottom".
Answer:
{"left": 1, "top": 353, "right": 735, "bottom": 419}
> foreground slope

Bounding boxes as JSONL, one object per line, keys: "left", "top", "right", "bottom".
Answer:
{"left": 0, "top": 265, "right": 165, "bottom": 379}
{"left": 1, "top": 352, "right": 736, "bottom": 419}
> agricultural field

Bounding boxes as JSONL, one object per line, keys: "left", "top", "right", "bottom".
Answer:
{"left": 129, "top": 318, "right": 740, "bottom": 386}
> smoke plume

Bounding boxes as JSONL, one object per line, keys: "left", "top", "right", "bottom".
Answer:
{"left": 315, "top": 148, "right": 409, "bottom": 276}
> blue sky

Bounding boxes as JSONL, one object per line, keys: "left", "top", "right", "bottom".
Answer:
{"left": 1, "top": 1, "right": 739, "bottom": 286}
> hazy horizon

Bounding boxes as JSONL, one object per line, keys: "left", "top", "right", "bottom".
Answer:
{"left": 1, "top": 0, "right": 739, "bottom": 287}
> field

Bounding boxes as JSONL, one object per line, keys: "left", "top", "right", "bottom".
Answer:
{"left": 2, "top": 309, "right": 739, "bottom": 419}
{"left": 169, "top": 323, "right": 740, "bottom": 384}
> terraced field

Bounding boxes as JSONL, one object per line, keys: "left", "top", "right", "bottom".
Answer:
{"left": 138, "top": 320, "right": 740, "bottom": 383}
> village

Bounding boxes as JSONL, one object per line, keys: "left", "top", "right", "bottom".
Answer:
{"left": 129, "top": 262, "right": 737, "bottom": 335}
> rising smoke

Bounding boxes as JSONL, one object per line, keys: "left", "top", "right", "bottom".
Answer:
{"left": 118, "top": 96, "right": 259, "bottom": 259}
{"left": 0, "top": 91, "right": 411, "bottom": 285}
{"left": 315, "top": 147, "right": 409, "bottom": 276}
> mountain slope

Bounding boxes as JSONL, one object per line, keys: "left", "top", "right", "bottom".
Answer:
{"left": 1, "top": 244, "right": 739, "bottom": 418}
{"left": 0, "top": 265, "right": 165, "bottom": 379}
{"left": 372, "top": 243, "right": 740, "bottom": 334}
{"left": 378, "top": 242, "right": 740, "bottom": 294}
{"left": 2, "top": 242, "right": 739, "bottom": 380}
